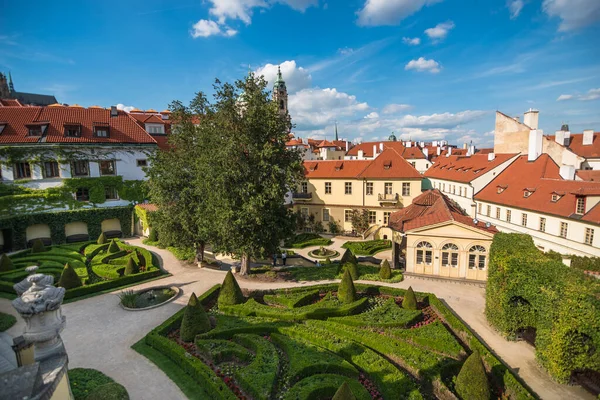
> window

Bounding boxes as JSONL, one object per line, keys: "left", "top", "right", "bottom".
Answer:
{"left": 43, "top": 161, "right": 59, "bottom": 178}
{"left": 27, "top": 126, "right": 42, "bottom": 136}
{"left": 344, "top": 210, "right": 352, "bottom": 222}
{"left": 523, "top": 190, "right": 532, "bottom": 198}
{"left": 301, "top": 182, "right": 308, "bottom": 194}
{"left": 105, "top": 186, "right": 118, "bottom": 200}
{"left": 322, "top": 209, "right": 330, "bottom": 222}
{"left": 452, "top": 185, "right": 456, "bottom": 194}
{"left": 14, "top": 162, "right": 31, "bottom": 179}
{"left": 410, "top": 162, "right": 416, "bottom": 167}
{"left": 345, "top": 182, "right": 352, "bottom": 195}
{"left": 402, "top": 183, "right": 411, "bottom": 196}
{"left": 75, "top": 188, "right": 89, "bottom": 201}
{"left": 486, "top": 205, "right": 491, "bottom": 217}
{"left": 585, "top": 228, "right": 594, "bottom": 245}
{"left": 416, "top": 241, "right": 433, "bottom": 265}
{"left": 325, "top": 182, "right": 331, "bottom": 194}
{"left": 71, "top": 161, "right": 89, "bottom": 176}
{"left": 94, "top": 125, "right": 109, "bottom": 138}
{"left": 551, "top": 193, "right": 562, "bottom": 202}
{"left": 384, "top": 182, "right": 393, "bottom": 195}
{"left": 136, "top": 159, "right": 147, "bottom": 167}
{"left": 442, "top": 183, "right": 446, "bottom": 192}
{"left": 539, "top": 217, "right": 546, "bottom": 232}
{"left": 521, "top": 213, "right": 528, "bottom": 227}
{"left": 99, "top": 160, "right": 116, "bottom": 176}
{"left": 468, "top": 245, "right": 487, "bottom": 270}
{"left": 506, "top": 210, "right": 512, "bottom": 223}
{"left": 146, "top": 124, "right": 165, "bottom": 134}
{"left": 497, "top": 185, "right": 507, "bottom": 194}
{"left": 496, "top": 207, "right": 501, "bottom": 219}
{"left": 560, "top": 222, "right": 568, "bottom": 238}
{"left": 478, "top": 203, "right": 482, "bottom": 214}
{"left": 576, "top": 197, "right": 585, "bottom": 215}
{"left": 441, "top": 243, "right": 459, "bottom": 267}
{"left": 383, "top": 212, "right": 391, "bottom": 224}
{"left": 366, "top": 182, "right": 373, "bottom": 195}
{"left": 368, "top": 211, "right": 377, "bottom": 224}
{"left": 64, "top": 124, "right": 81, "bottom": 137}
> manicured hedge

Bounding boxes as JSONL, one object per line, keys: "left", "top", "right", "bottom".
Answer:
{"left": 284, "top": 374, "right": 370, "bottom": 400}
{"left": 284, "top": 233, "right": 332, "bottom": 249}
{"left": 263, "top": 289, "right": 320, "bottom": 308}
{"left": 63, "top": 269, "right": 163, "bottom": 300}
{"left": 330, "top": 298, "right": 422, "bottom": 328}
{"left": 233, "top": 334, "right": 279, "bottom": 400}
{"left": 341, "top": 240, "right": 392, "bottom": 255}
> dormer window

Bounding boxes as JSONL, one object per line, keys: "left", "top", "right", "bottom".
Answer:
{"left": 576, "top": 197, "right": 585, "bottom": 214}
{"left": 334, "top": 161, "right": 343, "bottom": 171}
{"left": 93, "top": 124, "right": 110, "bottom": 138}
{"left": 27, "top": 125, "right": 42, "bottom": 136}
{"left": 0, "top": 123, "right": 6, "bottom": 135}
{"left": 64, "top": 124, "right": 81, "bottom": 137}
{"left": 145, "top": 124, "right": 165, "bottom": 134}
{"left": 551, "top": 192, "right": 564, "bottom": 202}
{"left": 523, "top": 188, "right": 535, "bottom": 198}
{"left": 496, "top": 185, "right": 507, "bottom": 194}
{"left": 383, "top": 160, "right": 392, "bottom": 170}
{"left": 473, "top": 168, "right": 483, "bottom": 174}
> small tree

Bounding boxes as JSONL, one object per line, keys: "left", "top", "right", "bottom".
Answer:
{"left": 218, "top": 271, "right": 245, "bottom": 307}
{"left": 97, "top": 233, "right": 107, "bottom": 245}
{"left": 350, "top": 209, "right": 370, "bottom": 236}
{"left": 332, "top": 382, "right": 356, "bottom": 400}
{"left": 379, "top": 259, "right": 392, "bottom": 280}
{"left": 180, "top": 293, "right": 211, "bottom": 342}
{"left": 312, "top": 219, "right": 324, "bottom": 234}
{"left": 402, "top": 286, "right": 417, "bottom": 310}
{"left": 343, "top": 262, "right": 359, "bottom": 280}
{"left": 455, "top": 351, "right": 490, "bottom": 400}
{"left": 324, "top": 257, "right": 331, "bottom": 265}
{"left": 31, "top": 239, "right": 45, "bottom": 254}
{"left": 0, "top": 254, "right": 14, "bottom": 272}
{"left": 328, "top": 219, "right": 341, "bottom": 235}
{"left": 57, "top": 262, "right": 83, "bottom": 289}
{"left": 108, "top": 239, "right": 120, "bottom": 254}
{"left": 148, "top": 228, "right": 158, "bottom": 242}
{"left": 340, "top": 248, "right": 357, "bottom": 265}
{"left": 124, "top": 258, "right": 139, "bottom": 275}
{"left": 294, "top": 210, "right": 306, "bottom": 232}
{"left": 338, "top": 269, "right": 357, "bottom": 303}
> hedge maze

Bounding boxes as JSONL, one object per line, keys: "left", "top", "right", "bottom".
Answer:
{"left": 138, "top": 277, "right": 535, "bottom": 400}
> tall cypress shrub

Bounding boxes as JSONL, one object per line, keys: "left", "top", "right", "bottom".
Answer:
{"left": 338, "top": 269, "right": 357, "bottom": 303}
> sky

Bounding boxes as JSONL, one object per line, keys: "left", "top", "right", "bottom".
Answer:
{"left": 1, "top": 0, "right": 599, "bottom": 147}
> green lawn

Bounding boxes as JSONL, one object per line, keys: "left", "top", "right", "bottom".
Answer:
{"left": 342, "top": 239, "right": 392, "bottom": 255}
{"left": 0, "top": 312, "right": 16, "bottom": 331}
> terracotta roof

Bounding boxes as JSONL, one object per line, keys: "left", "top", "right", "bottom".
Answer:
{"left": 317, "top": 140, "right": 339, "bottom": 148}
{"left": 576, "top": 170, "right": 600, "bottom": 182}
{"left": 129, "top": 112, "right": 166, "bottom": 125}
{"left": 475, "top": 154, "right": 600, "bottom": 224}
{"left": 285, "top": 138, "right": 308, "bottom": 147}
{"left": 135, "top": 203, "right": 158, "bottom": 212}
{"left": 389, "top": 189, "right": 498, "bottom": 233}
{"left": 0, "top": 106, "right": 157, "bottom": 144}
{"left": 303, "top": 159, "right": 371, "bottom": 178}
{"left": 358, "top": 148, "right": 422, "bottom": 179}
{"left": 152, "top": 134, "right": 171, "bottom": 150}
{"left": 425, "top": 153, "right": 517, "bottom": 183}
{"left": 0, "top": 99, "right": 23, "bottom": 107}
{"left": 582, "top": 203, "right": 600, "bottom": 223}
{"left": 346, "top": 141, "right": 426, "bottom": 159}
{"left": 547, "top": 132, "right": 600, "bottom": 159}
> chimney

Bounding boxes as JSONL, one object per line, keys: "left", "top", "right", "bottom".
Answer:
{"left": 373, "top": 144, "right": 377, "bottom": 156}
{"left": 528, "top": 129, "right": 542, "bottom": 161}
{"left": 406, "top": 141, "right": 412, "bottom": 148}
{"left": 419, "top": 141, "right": 424, "bottom": 148}
{"left": 488, "top": 152, "right": 495, "bottom": 161}
{"left": 583, "top": 129, "right": 594, "bottom": 146}
{"left": 432, "top": 140, "right": 438, "bottom": 147}
{"left": 358, "top": 149, "right": 364, "bottom": 159}
{"left": 446, "top": 147, "right": 452, "bottom": 157}
{"left": 555, "top": 130, "right": 565, "bottom": 145}
{"left": 469, "top": 145, "right": 475, "bottom": 156}
{"left": 514, "top": 116, "right": 520, "bottom": 123}
{"left": 463, "top": 143, "right": 468, "bottom": 150}
{"left": 110, "top": 106, "right": 118, "bottom": 117}
{"left": 345, "top": 141, "right": 349, "bottom": 152}
{"left": 524, "top": 109, "right": 539, "bottom": 129}
{"left": 379, "top": 142, "right": 384, "bottom": 151}
{"left": 563, "top": 131, "right": 571, "bottom": 146}
{"left": 437, "top": 146, "right": 442, "bottom": 156}
{"left": 559, "top": 165, "right": 575, "bottom": 180}
{"left": 423, "top": 148, "right": 429, "bottom": 159}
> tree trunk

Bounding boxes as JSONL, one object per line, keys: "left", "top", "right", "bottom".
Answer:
{"left": 240, "top": 253, "right": 250, "bottom": 275}
{"left": 196, "top": 241, "right": 205, "bottom": 267}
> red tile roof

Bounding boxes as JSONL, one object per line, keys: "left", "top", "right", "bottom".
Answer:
{"left": 346, "top": 141, "right": 426, "bottom": 159}
{"left": 547, "top": 132, "right": 600, "bottom": 159}
{"left": 389, "top": 189, "right": 498, "bottom": 233}
{"left": 0, "top": 99, "right": 23, "bottom": 107}
{"left": 129, "top": 112, "right": 167, "bottom": 125}
{"left": 425, "top": 153, "right": 518, "bottom": 183}
{"left": 304, "top": 159, "right": 372, "bottom": 178}
{"left": 475, "top": 154, "right": 600, "bottom": 223}
{"left": 316, "top": 140, "right": 339, "bottom": 148}
{"left": 576, "top": 170, "right": 600, "bottom": 182}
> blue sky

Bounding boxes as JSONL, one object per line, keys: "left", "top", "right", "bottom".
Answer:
{"left": 1, "top": 0, "right": 599, "bottom": 147}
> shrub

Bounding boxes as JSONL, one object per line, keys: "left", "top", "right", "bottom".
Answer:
{"left": 108, "top": 239, "right": 120, "bottom": 254}
{"left": 31, "top": 239, "right": 45, "bottom": 253}
{"left": 0, "top": 312, "right": 17, "bottom": 332}
{"left": 218, "top": 271, "right": 245, "bottom": 307}
{"left": 0, "top": 254, "right": 14, "bottom": 272}
{"left": 57, "top": 262, "right": 83, "bottom": 289}
{"left": 455, "top": 351, "right": 490, "bottom": 400}
{"left": 324, "top": 257, "right": 331, "bottom": 265}
{"left": 97, "top": 232, "right": 107, "bottom": 245}
{"left": 85, "top": 382, "right": 129, "bottom": 400}
{"left": 338, "top": 269, "right": 356, "bottom": 304}
{"left": 340, "top": 248, "right": 356, "bottom": 265}
{"left": 124, "top": 258, "right": 139, "bottom": 275}
{"left": 402, "top": 286, "right": 417, "bottom": 310}
{"left": 332, "top": 381, "right": 356, "bottom": 400}
{"left": 118, "top": 290, "right": 138, "bottom": 308}
{"left": 379, "top": 260, "right": 391, "bottom": 280}
{"left": 148, "top": 228, "right": 158, "bottom": 242}
{"left": 180, "top": 293, "right": 211, "bottom": 342}
{"left": 69, "top": 368, "right": 117, "bottom": 400}
{"left": 342, "top": 262, "right": 359, "bottom": 280}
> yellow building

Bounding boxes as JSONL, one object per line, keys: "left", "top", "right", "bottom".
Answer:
{"left": 292, "top": 147, "right": 422, "bottom": 238}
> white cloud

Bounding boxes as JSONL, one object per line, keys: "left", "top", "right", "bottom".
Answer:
{"left": 382, "top": 103, "right": 412, "bottom": 114}
{"left": 395, "top": 111, "right": 487, "bottom": 128}
{"left": 116, "top": 104, "right": 135, "bottom": 113}
{"left": 508, "top": 0, "right": 524, "bottom": 19}
{"left": 356, "top": 0, "right": 443, "bottom": 26}
{"left": 276, "top": 0, "right": 319, "bottom": 11}
{"left": 557, "top": 94, "right": 574, "bottom": 101}
{"left": 402, "top": 37, "right": 421, "bottom": 45}
{"left": 191, "top": 19, "right": 238, "bottom": 38}
{"left": 289, "top": 88, "right": 370, "bottom": 128}
{"left": 424, "top": 21, "right": 455, "bottom": 41}
{"left": 556, "top": 89, "right": 600, "bottom": 101}
{"left": 255, "top": 60, "right": 312, "bottom": 93}
{"left": 405, "top": 57, "right": 441, "bottom": 73}
{"left": 364, "top": 112, "right": 379, "bottom": 119}
{"left": 204, "top": 0, "right": 317, "bottom": 26}
{"left": 543, "top": 0, "right": 600, "bottom": 31}
{"left": 338, "top": 47, "right": 354, "bottom": 55}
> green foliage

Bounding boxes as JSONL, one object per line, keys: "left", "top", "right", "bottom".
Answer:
{"left": 402, "top": 286, "right": 417, "bottom": 310}
{"left": 0, "top": 311, "right": 16, "bottom": 331}
{"left": 338, "top": 269, "right": 357, "bottom": 304}
{"left": 284, "top": 233, "right": 332, "bottom": 248}
{"left": 330, "top": 298, "right": 421, "bottom": 328}
{"left": 148, "top": 228, "right": 158, "bottom": 242}
{"left": 85, "top": 382, "right": 130, "bottom": 400}
{"left": 379, "top": 260, "right": 392, "bottom": 279}
{"left": 570, "top": 255, "right": 600, "bottom": 272}
{"left": 31, "top": 239, "right": 45, "bottom": 253}
{"left": 342, "top": 240, "right": 392, "bottom": 256}
{"left": 342, "top": 262, "right": 359, "bottom": 280}
{"left": 0, "top": 254, "right": 14, "bottom": 272}
{"left": 340, "top": 248, "right": 357, "bottom": 265}
{"left": 68, "top": 368, "right": 125, "bottom": 400}
{"left": 218, "top": 271, "right": 245, "bottom": 307}
{"left": 333, "top": 381, "right": 356, "bottom": 400}
{"left": 124, "top": 258, "right": 139, "bottom": 275}
{"left": 108, "top": 240, "right": 120, "bottom": 254}
{"left": 57, "top": 262, "right": 83, "bottom": 289}
{"left": 324, "top": 257, "right": 331, "bottom": 264}
{"left": 284, "top": 375, "right": 370, "bottom": 400}
{"left": 456, "top": 351, "right": 490, "bottom": 400}
{"left": 385, "top": 322, "right": 465, "bottom": 358}
{"left": 350, "top": 209, "right": 370, "bottom": 235}
{"left": 118, "top": 290, "right": 138, "bottom": 308}
{"left": 233, "top": 334, "right": 280, "bottom": 400}
{"left": 63, "top": 176, "right": 146, "bottom": 204}
{"left": 97, "top": 233, "right": 107, "bottom": 245}
{"left": 328, "top": 219, "right": 341, "bottom": 235}
{"left": 264, "top": 289, "right": 320, "bottom": 308}
{"left": 180, "top": 293, "right": 211, "bottom": 342}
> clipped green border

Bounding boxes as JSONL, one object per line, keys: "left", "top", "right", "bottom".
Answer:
{"left": 307, "top": 249, "right": 340, "bottom": 259}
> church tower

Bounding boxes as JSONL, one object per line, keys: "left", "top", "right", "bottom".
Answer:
{"left": 0, "top": 73, "right": 10, "bottom": 98}
{"left": 273, "top": 66, "right": 288, "bottom": 116}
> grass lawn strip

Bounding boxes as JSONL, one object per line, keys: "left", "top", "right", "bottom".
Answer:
{"left": 0, "top": 312, "right": 16, "bottom": 331}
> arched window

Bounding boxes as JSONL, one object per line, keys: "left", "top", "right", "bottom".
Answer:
{"left": 441, "top": 243, "right": 459, "bottom": 267}
{"left": 279, "top": 100, "right": 285, "bottom": 110}
{"left": 468, "top": 245, "right": 487, "bottom": 270}
{"left": 416, "top": 241, "right": 433, "bottom": 265}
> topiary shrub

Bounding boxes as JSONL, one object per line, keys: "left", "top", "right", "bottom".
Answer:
{"left": 148, "top": 228, "right": 158, "bottom": 242}
{"left": 340, "top": 248, "right": 357, "bottom": 265}
{"left": 0, "top": 254, "right": 14, "bottom": 272}
{"left": 455, "top": 351, "right": 490, "bottom": 400}
{"left": 85, "top": 382, "right": 130, "bottom": 400}
{"left": 124, "top": 258, "right": 139, "bottom": 275}
{"left": 108, "top": 239, "right": 120, "bottom": 254}
{"left": 332, "top": 381, "right": 356, "bottom": 400}
{"left": 136, "top": 250, "right": 145, "bottom": 267}
{"left": 218, "top": 270, "right": 245, "bottom": 307}
{"left": 402, "top": 286, "right": 417, "bottom": 310}
{"left": 379, "top": 260, "right": 392, "bottom": 280}
{"left": 338, "top": 269, "right": 357, "bottom": 304}
{"left": 180, "top": 293, "right": 211, "bottom": 342}
{"left": 57, "top": 262, "right": 82, "bottom": 289}
{"left": 31, "top": 239, "right": 45, "bottom": 253}
{"left": 342, "top": 262, "right": 359, "bottom": 280}
{"left": 324, "top": 257, "right": 331, "bottom": 265}
{"left": 97, "top": 232, "right": 107, "bottom": 245}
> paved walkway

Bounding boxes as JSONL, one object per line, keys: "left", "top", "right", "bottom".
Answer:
{"left": 0, "top": 238, "right": 592, "bottom": 400}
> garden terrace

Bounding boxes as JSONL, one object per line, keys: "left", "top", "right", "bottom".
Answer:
{"left": 136, "top": 283, "right": 535, "bottom": 400}
{"left": 342, "top": 240, "right": 392, "bottom": 256}
{"left": 248, "top": 262, "right": 404, "bottom": 283}
{"left": 283, "top": 233, "right": 332, "bottom": 249}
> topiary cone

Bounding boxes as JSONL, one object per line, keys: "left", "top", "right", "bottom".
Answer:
{"left": 343, "top": 262, "right": 359, "bottom": 280}
{"left": 218, "top": 271, "right": 245, "bottom": 307}
{"left": 338, "top": 269, "right": 357, "bottom": 304}
{"left": 0, "top": 254, "right": 14, "bottom": 272}
{"left": 180, "top": 293, "right": 212, "bottom": 342}
{"left": 108, "top": 239, "right": 120, "bottom": 254}
{"left": 325, "top": 257, "right": 331, "bottom": 265}
{"left": 124, "top": 257, "right": 139, "bottom": 275}
{"left": 31, "top": 239, "right": 45, "bottom": 254}
{"left": 340, "top": 248, "right": 353, "bottom": 264}
{"left": 57, "top": 262, "right": 83, "bottom": 289}
{"left": 332, "top": 381, "right": 356, "bottom": 400}
{"left": 97, "top": 232, "right": 107, "bottom": 245}
{"left": 379, "top": 259, "right": 392, "bottom": 280}
{"left": 402, "top": 286, "right": 417, "bottom": 310}
{"left": 455, "top": 350, "right": 490, "bottom": 400}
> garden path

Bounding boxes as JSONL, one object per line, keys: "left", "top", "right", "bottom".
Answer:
{"left": 0, "top": 238, "right": 592, "bottom": 400}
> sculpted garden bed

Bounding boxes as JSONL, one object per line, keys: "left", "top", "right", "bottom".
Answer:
{"left": 135, "top": 271, "right": 535, "bottom": 400}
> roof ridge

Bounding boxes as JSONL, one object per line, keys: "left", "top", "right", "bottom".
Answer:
{"left": 125, "top": 112, "right": 158, "bottom": 145}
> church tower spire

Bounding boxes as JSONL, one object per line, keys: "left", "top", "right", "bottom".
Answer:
{"left": 0, "top": 73, "right": 9, "bottom": 99}
{"left": 273, "top": 65, "right": 291, "bottom": 130}
{"left": 8, "top": 72, "right": 14, "bottom": 93}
